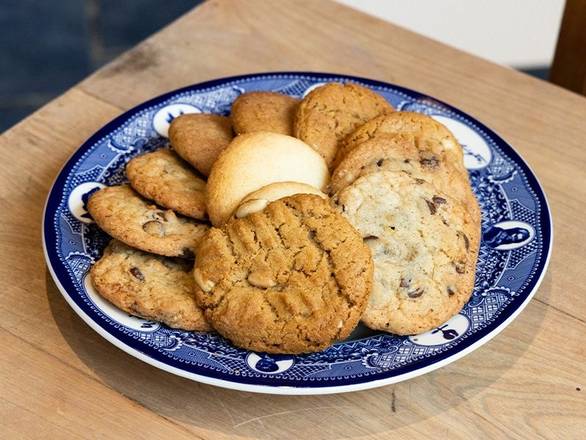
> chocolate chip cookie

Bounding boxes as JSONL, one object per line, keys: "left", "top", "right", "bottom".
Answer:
{"left": 169, "top": 113, "right": 233, "bottom": 176}
{"left": 126, "top": 149, "right": 207, "bottom": 220}
{"left": 88, "top": 184, "right": 209, "bottom": 258}
{"left": 335, "top": 111, "right": 466, "bottom": 178}
{"left": 193, "top": 194, "right": 373, "bottom": 354}
{"left": 333, "top": 171, "right": 480, "bottom": 335}
{"left": 231, "top": 91, "right": 299, "bottom": 136}
{"left": 91, "top": 240, "right": 210, "bottom": 331}
{"left": 329, "top": 133, "right": 421, "bottom": 194}
{"left": 295, "top": 82, "right": 393, "bottom": 167}
{"left": 329, "top": 131, "right": 476, "bottom": 209}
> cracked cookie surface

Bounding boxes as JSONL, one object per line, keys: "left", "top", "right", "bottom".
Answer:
{"left": 88, "top": 184, "right": 209, "bottom": 258}
{"left": 295, "top": 82, "right": 393, "bottom": 167}
{"left": 91, "top": 240, "right": 210, "bottom": 331}
{"left": 169, "top": 113, "right": 233, "bottom": 176}
{"left": 126, "top": 149, "right": 207, "bottom": 220}
{"left": 231, "top": 92, "right": 299, "bottom": 136}
{"left": 193, "top": 194, "right": 373, "bottom": 354}
{"left": 333, "top": 171, "right": 480, "bottom": 335}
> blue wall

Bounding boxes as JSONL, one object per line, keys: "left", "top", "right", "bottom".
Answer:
{"left": 0, "top": 0, "right": 200, "bottom": 131}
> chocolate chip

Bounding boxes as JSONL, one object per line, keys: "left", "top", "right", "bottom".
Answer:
{"left": 447, "top": 287, "right": 455, "bottom": 296}
{"left": 459, "top": 232, "right": 470, "bottom": 250}
{"left": 179, "top": 248, "right": 195, "bottom": 259}
{"left": 376, "top": 159, "right": 384, "bottom": 167}
{"left": 407, "top": 287, "right": 424, "bottom": 298}
{"left": 426, "top": 200, "right": 437, "bottom": 215}
{"left": 420, "top": 156, "right": 439, "bottom": 168}
{"left": 400, "top": 278, "right": 410, "bottom": 288}
{"left": 142, "top": 220, "right": 164, "bottom": 237}
{"left": 432, "top": 196, "right": 447, "bottom": 205}
{"left": 454, "top": 261, "right": 466, "bottom": 274}
{"left": 129, "top": 267, "right": 145, "bottom": 282}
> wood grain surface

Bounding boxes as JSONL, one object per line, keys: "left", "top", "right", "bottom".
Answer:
{"left": 1, "top": 0, "right": 585, "bottom": 438}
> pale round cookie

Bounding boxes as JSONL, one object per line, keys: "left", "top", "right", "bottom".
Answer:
{"left": 193, "top": 194, "right": 373, "bottom": 354}
{"left": 295, "top": 82, "right": 393, "bottom": 167}
{"left": 91, "top": 240, "right": 211, "bottom": 331}
{"left": 206, "top": 132, "right": 329, "bottom": 226}
{"left": 234, "top": 182, "right": 326, "bottom": 218}
{"left": 88, "top": 184, "right": 209, "bottom": 258}
{"left": 231, "top": 91, "right": 299, "bottom": 136}
{"left": 333, "top": 171, "right": 480, "bottom": 335}
{"left": 334, "top": 111, "right": 466, "bottom": 177}
{"left": 169, "top": 113, "right": 233, "bottom": 176}
{"left": 126, "top": 149, "right": 207, "bottom": 220}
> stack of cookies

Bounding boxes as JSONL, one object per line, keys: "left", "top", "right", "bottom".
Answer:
{"left": 89, "top": 82, "right": 480, "bottom": 354}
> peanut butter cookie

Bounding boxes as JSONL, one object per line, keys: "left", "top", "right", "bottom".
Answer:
{"left": 88, "top": 184, "right": 209, "bottom": 258}
{"left": 193, "top": 194, "right": 373, "bottom": 354}
{"left": 295, "top": 82, "right": 393, "bottom": 167}
{"left": 91, "top": 240, "right": 210, "bottom": 331}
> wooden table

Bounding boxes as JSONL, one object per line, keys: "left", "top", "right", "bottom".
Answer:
{"left": 1, "top": 1, "right": 585, "bottom": 438}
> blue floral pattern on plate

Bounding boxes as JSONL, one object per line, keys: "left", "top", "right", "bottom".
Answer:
{"left": 43, "top": 72, "right": 552, "bottom": 394}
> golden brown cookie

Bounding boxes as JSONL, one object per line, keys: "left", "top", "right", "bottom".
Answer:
{"left": 231, "top": 92, "right": 299, "bottom": 136}
{"left": 294, "top": 82, "right": 393, "bottom": 167}
{"left": 206, "top": 132, "right": 329, "bottom": 226}
{"left": 91, "top": 240, "right": 211, "bottom": 331}
{"left": 168, "top": 113, "right": 233, "bottom": 176}
{"left": 126, "top": 149, "right": 207, "bottom": 220}
{"left": 88, "top": 184, "right": 209, "bottom": 258}
{"left": 193, "top": 194, "right": 373, "bottom": 354}
{"left": 334, "top": 111, "right": 466, "bottom": 176}
{"left": 333, "top": 171, "right": 480, "bottom": 335}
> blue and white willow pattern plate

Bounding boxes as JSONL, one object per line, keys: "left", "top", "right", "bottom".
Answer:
{"left": 43, "top": 72, "right": 552, "bottom": 395}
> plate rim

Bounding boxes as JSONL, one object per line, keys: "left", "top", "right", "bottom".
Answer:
{"left": 42, "top": 71, "right": 553, "bottom": 395}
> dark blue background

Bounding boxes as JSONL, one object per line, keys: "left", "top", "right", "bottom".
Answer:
{"left": 0, "top": 0, "right": 200, "bottom": 131}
